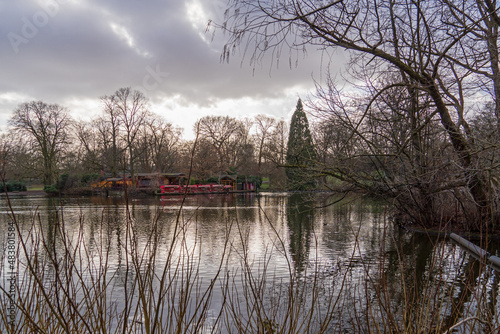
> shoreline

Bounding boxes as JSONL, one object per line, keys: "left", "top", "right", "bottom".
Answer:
{"left": 399, "top": 223, "right": 500, "bottom": 241}
{"left": 4, "top": 190, "right": 500, "bottom": 239}
{"left": 0, "top": 190, "right": 47, "bottom": 198}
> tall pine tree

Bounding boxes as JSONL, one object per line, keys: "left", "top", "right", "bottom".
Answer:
{"left": 286, "top": 99, "right": 317, "bottom": 190}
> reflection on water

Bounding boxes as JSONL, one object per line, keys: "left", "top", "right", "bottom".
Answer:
{"left": 287, "top": 194, "right": 314, "bottom": 273}
{"left": 1, "top": 193, "right": 499, "bottom": 332}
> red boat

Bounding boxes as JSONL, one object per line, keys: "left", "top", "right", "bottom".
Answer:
{"left": 159, "top": 184, "right": 232, "bottom": 195}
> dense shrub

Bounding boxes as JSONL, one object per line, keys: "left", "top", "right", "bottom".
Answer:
{"left": 0, "top": 180, "right": 27, "bottom": 192}
{"left": 43, "top": 184, "right": 59, "bottom": 195}
{"left": 81, "top": 173, "right": 99, "bottom": 185}
{"left": 45, "top": 173, "right": 100, "bottom": 194}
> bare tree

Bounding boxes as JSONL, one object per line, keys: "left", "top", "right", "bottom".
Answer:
{"left": 0, "top": 133, "right": 12, "bottom": 180}
{"left": 233, "top": 117, "right": 255, "bottom": 173}
{"left": 441, "top": 0, "right": 500, "bottom": 131}
{"left": 253, "top": 114, "right": 276, "bottom": 174}
{"left": 9, "top": 101, "right": 72, "bottom": 185}
{"left": 191, "top": 138, "right": 219, "bottom": 181}
{"left": 99, "top": 94, "right": 123, "bottom": 177}
{"left": 262, "top": 119, "right": 288, "bottom": 188}
{"left": 74, "top": 120, "right": 103, "bottom": 173}
{"left": 217, "top": 0, "right": 500, "bottom": 229}
{"left": 136, "top": 115, "right": 183, "bottom": 172}
{"left": 103, "top": 87, "right": 149, "bottom": 185}
{"left": 196, "top": 115, "right": 246, "bottom": 173}
{"left": 264, "top": 119, "right": 288, "bottom": 167}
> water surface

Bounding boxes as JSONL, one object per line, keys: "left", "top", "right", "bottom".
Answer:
{"left": 1, "top": 193, "right": 499, "bottom": 333}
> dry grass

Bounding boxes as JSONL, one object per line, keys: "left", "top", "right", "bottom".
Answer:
{"left": 1, "top": 193, "right": 500, "bottom": 333}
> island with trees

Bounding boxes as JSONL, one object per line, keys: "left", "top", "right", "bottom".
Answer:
{"left": 0, "top": 87, "right": 296, "bottom": 197}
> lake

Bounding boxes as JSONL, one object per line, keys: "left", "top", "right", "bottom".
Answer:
{"left": 1, "top": 192, "right": 499, "bottom": 333}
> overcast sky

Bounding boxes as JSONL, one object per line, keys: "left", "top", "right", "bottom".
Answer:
{"left": 1, "top": 0, "right": 345, "bottom": 139}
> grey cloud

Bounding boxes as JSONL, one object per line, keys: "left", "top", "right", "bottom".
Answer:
{"left": 0, "top": 0, "right": 337, "bottom": 126}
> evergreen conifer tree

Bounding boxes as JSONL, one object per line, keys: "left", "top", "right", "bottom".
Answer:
{"left": 286, "top": 99, "right": 317, "bottom": 190}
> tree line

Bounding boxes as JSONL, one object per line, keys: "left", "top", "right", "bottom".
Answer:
{"left": 0, "top": 87, "right": 294, "bottom": 190}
